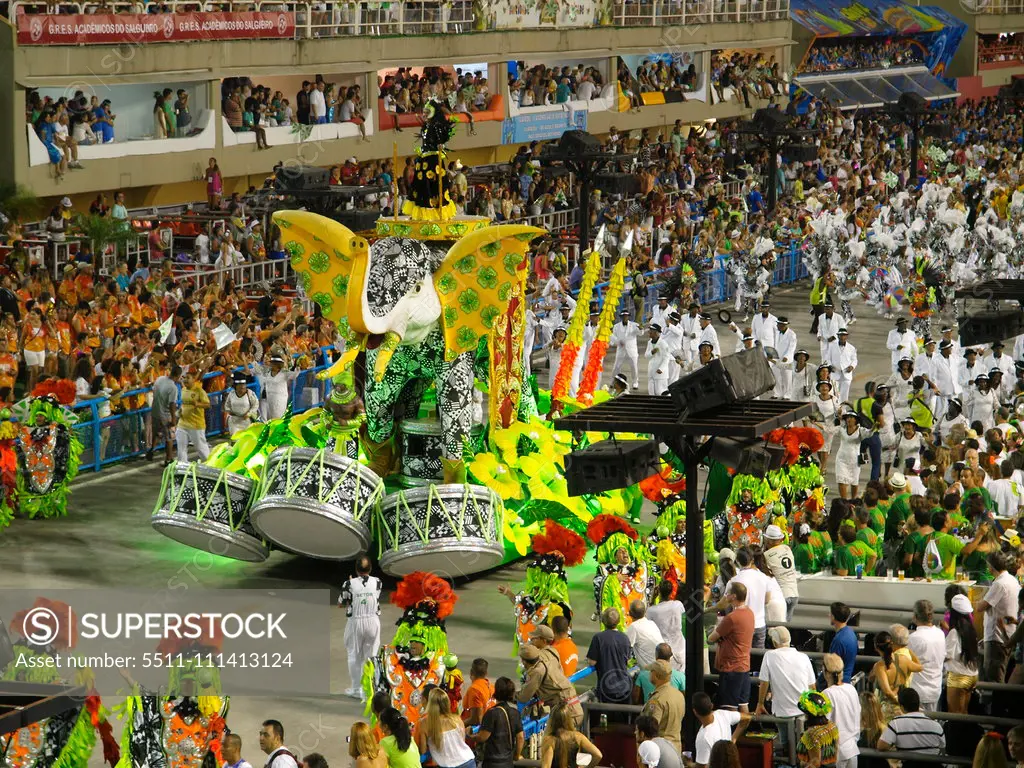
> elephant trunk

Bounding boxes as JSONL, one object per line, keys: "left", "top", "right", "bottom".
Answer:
{"left": 373, "top": 331, "right": 403, "bottom": 383}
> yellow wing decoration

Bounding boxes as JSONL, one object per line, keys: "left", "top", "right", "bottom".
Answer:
{"left": 271, "top": 210, "right": 369, "bottom": 325}
{"left": 432, "top": 224, "right": 544, "bottom": 361}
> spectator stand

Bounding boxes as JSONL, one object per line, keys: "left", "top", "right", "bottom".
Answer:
{"left": 611, "top": 0, "right": 789, "bottom": 26}
{"left": 73, "top": 345, "right": 336, "bottom": 473}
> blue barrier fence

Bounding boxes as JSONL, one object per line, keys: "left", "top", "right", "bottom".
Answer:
{"left": 70, "top": 242, "right": 808, "bottom": 475}
{"left": 71, "top": 354, "right": 336, "bottom": 473}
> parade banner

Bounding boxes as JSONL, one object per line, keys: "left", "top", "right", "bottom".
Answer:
{"left": 790, "top": 0, "right": 949, "bottom": 37}
{"left": 501, "top": 108, "right": 586, "bottom": 144}
{"left": 17, "top": 10, "right": 295, "bottom": 45}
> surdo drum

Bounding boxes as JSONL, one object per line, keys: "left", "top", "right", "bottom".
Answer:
{"left": 398, "top": 418, "right": 483, "bottom": 486}
{"left": 152, "top": 462, "right": 268, "bottom": 562}
{"left": 375, "top": 483, "right": 504, "bottom": 576}
{"left": 249, "top": 447, "right": 383, "bottom": 560}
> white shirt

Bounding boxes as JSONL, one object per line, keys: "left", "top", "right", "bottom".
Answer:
{"left": 750, "top": 312, "right": 778, "bottom": 349}
{"left": 763, "top": 545, "right": 798, "bottom": 600}
{"left": 646, "top": 600, "right": 685, "bottom": 672}
{"left": 309, "top": 88, "right": 327, "bottom": 118}
{"left": 983, "top": 570, "right": 1021, "bottom": 643}
{"left": 773, "top": 328, "right": 797, "bottom": 367}
{"left": 907, "top": 624, "right": 946, "bottom": 704}
{"left": 886, "top": 328, "right": 917, "bottom": 369}
{"left": 626, "top": 616, "right": 665, "bottom": 669}
{"left": 610, "top": 321, "right": 641, "bottom": 353}
{"left": 264, "top": 747, "right": 299, "bottom": 768}
{"left": 824, "top": 683, "right": 861, "bottom": 761}
{"left": 758, "top": 646, "right": 816, "bottom": 717}
{"left": 645, "top": 338, "right": 672, "bottom": 378}
{"left": 223, "top": 761, "right": 253, "bottom": 768}
{"left": 340, "top": 574, "right": 382, "bottom": 618}
{"left": 944, "top": 628, "right": 978, "bottom": 676}
{"left": 725, "top": 567, "right": 771, "bottom": 629}
{"left": 987, "top": 477, "right": 1023, "bottom": 517}
{"left": 699, "top": 324, "right": 721, "bottom": 357}
{"left": 695, "top": 710, "right": 740, "bottom": 765}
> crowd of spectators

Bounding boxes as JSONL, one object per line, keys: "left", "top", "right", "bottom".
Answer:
{"left": 380, "top": 67, "right": 490, "bottom": 132}
{"left": 507, "top": 63, "right": 606, "bottom": 109}
{"left": 978, "top": 34, "right": 1024, "bottom": 64}
{"left": 221, "top": 75, "right": 368, "bottom": 145}
{"left": 708, "top": 51, "right": 784, "bottom": 107}
{"left": 798, "top": 38, "right": 926, "bottom": 74}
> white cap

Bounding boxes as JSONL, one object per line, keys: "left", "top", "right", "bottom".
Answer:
{"left": 719, "top": 547, "right": 736, "bottom": 561}
{"left": 60, "top": 196, "right": 72, "bottom": 208}
{"left": 950, "top": 594, "right": 973, "bottom": 615}
{"left": 798, "top": 523, "right": 811, "bottom": 537}
{"left": 765, "top": 524, "right": 785, "bottom": 540}
{"left": 638, "top": 741, "right": 661, "bottom": 768}
{"left": 889, "top": 471, "right": 907, "bottom": 488}
{"left": 347, "top": 156, "right": 357, "bottom": 164}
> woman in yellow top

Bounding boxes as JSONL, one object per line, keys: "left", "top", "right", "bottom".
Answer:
{"left": 379, "top": 708, "right": 421, "bottom": 768}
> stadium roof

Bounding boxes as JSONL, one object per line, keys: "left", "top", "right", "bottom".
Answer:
{"left": 794, "top": 66, "right": 959, "bottom": 110}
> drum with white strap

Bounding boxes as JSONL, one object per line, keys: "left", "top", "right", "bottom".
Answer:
{"left": 152, "top": 462, "right": 268, "bottom": 562}
{"left": 249, "top": 447, "right": 383, "bottom": 560}
{"left": 375, "top": 483, "right": 504, "bottom": 577}
{"left": 398, "top": 418, "right": 483, "bottom": 486}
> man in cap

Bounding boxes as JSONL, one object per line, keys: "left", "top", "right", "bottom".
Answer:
{"left": 697, "top": 313, "right": 720, "bottom": 358}
{"left": 224, "top": 371, "right": 259, "bottom": 435}
{"left": 528, "top": 624, "right": 563, "bottom": 668}
{"left": 915, "top": 337, "right": 939, "bottom": 385}
{"left": 884, "top": 472, "right": 912, "bottom": 571}
{"left": 750, "top": 301, "right": 778, "bottom": 350}
{"left": 678, "top": 303, "right": 702, "bottom": 368}
{"left": 827, "top": 328, "right": 858, "bottom": 403}
{"left": 886, "top": 317, "right": 916, "bottom": 372}
{"left": 640, "top": 659, "right": 685, "bottom": 753}
{"left": 651, "top": 293, "right": 676, "bottom": 332}
{"left": 518, "top": 642, "right": 583, "bottom": 724}
{"left": 816, "top": 301, "right": 843, "bottom": 364}
{"left": 959, "top": 347, "right": 983, "bottom": 391}
{"left": 755, "top": 626, "right": 815, "bottom": 737}
{"left": 762, "top": 525, "right": 799, "bottom": 620}
{"left": 932, "top": 339, "right": 962, "bottom": 424}
{"left": 663, "top": 311, "right": 684, "bottom": 382}
{"left": 771, "top": 316, "right": 798, "bottom": 400}
{"left": 609, "top": 373, "right": 630, "bottom": 397}
{"left": 984, "top": 341, "right": 1014, "bottom": 381}
{"left": 646, "top": 324, "right": 671, "bottom": 396}
{"left": 610, "top": 311, "right": 642, "bottom": 390}
{"left": 941, "top": 326, "right": 962, "bottom": 360}
{"left": 635, "top": 713, "right": 682, "bottom": 768}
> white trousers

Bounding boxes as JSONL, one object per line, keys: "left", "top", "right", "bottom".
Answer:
{"left": 175, "top": 427, "right": 210, "bottom": 462}
{"left": 611, "top": 348, "right": 638, "bottom": 386}
{"left": 649, "top": 376, "right": 668, "bottom": 396}
{"left": 345, "top": 616, "right": 381, "bottom": 695}
{"left": 773, "top": 367, "right": 792, "bottom": 400}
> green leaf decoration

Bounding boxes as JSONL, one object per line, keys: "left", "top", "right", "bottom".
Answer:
{"left": 476, "top": 266, "right": 498, "bottom": 290}
{"left": 395, "top": 224, "right": 412, "bottom": 236}
{"left": 458, "top": 288, "right": 480, "bottom": 314}
{"left": 437, "top": 273, "right": 458, "bottom": 295}
{"left": 300, "top": 271, "right": 312, "bottom": 294}
{"left": 308, "top": 251, "right": 330, "bottom": 274}
{"left": 481, "top": 241, "right": 501, "bottom": 257}
{"left": 503, "top": 252, "right": 522, "bottom": 275}
{"left": 455, "top": 254, "right": 477, "bottom": 274}
{"left": 447, "top": 223, "right": 468, "bottom": 236}
{"left": 456, "top": 326, "right": 477, "bottom": 348}
{"left": 480, "top": 305, "right": 500, "bottom": 329}
{"left": 285, "top": 241, "right": 304, "bottom": 261}
{"left": 311, "top": 292, "right": 333, "bottom": 314}
{"left": 444, "top": 306, "right": 458, "bottom": 328}
{"left": 333, "top": 248, "right": 351, "bottom": 262}
{"left": 332, "top": 274, "right": 349, "bottom": 297}
{"left": 497, "top": 281, "right": 512, "bottom": 302}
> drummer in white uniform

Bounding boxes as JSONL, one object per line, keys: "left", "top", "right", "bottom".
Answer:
{"left": 678, "top": 303, "right": 702, "bottom": 368}
{"left": 340, "top": 554, "right": 382, "bottom": 701}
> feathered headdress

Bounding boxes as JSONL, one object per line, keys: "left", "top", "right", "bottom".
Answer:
{"left": 531, "top": 520, "right": 587, "bottom": 569}
{"left": 765, "top": 427, "right": 826, "bottom": 466}
{"left": 586, "top": 514, "right": 640, "bottom": 565}
{"left": 390, "top": 571, "right": 457, "bottom": 653}
{"left": 11, "top": 597, "right": 78, "bottom": 650}
{"left": 31, "top": 379, "right": 77, "bottom": 406}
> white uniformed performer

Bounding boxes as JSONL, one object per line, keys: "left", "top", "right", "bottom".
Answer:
{"left": 663, "top": 311, "right": 684, "bottom": 382}
{"left": 610, "top": 311, "right": 641, "bottom": 389}
{"left": 914, "top": 338, "right": 939, "bottom": 385}
{"left": 750, "top": 301, "right": 778, "bottom": 350}
{"left": 790, "top": 349, "right": 814, "bottom": 401}
{"left": 772, "top": 316, "right": 797, "bottom": 400}
{"left": 255, "top": 354, "right": 301, "bottom": 421}
{"left": 645, "top": 323, "right": 672, "bottom": 396}
{"left": 697, "top": 312, "right": 720, "bottom": 358}
{"left": 340, "top": 554, "right": 382, "bottom": 701}
{"left": 886, "top": 317, "right": 916, "bottom": 372}
{"left": 650, "top": 294, "right": 676, "bottom": 333}
{"left": 828, "top": 328, "right": 858, "bottom": 403}
{"left": 224, "top": 371, "right": 260, "bottom": 435}
{"left": 816, "top": 301, "right": 844, "bottom": 364}
{"left": 678, "top": 303, "right": 701, "bottom": 368}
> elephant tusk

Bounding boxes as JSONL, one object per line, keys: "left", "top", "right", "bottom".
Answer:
{"left": 373, "top": 331, "right": 403, "bottom": 383}
{"left": 317, "top": 339, "right": 364, "bottom": 381}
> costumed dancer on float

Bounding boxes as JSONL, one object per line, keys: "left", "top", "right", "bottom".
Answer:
{"left": 496, "top": 520, "right": 587, "bottom": 653}
{"left": 1, "top": 598, "right": 120, "bottom": 768}
{"left": 644, "top": 495, "right": 718, "bottom": 601}
{"left": 363, "top": 571, "right": 458, "bottom": 728}
{"left": 114, "top": 630, "right": 229, "bottom": 768}
{"left": 403, "top": 100, "right": 458, "bottom": 220}
{"left": 724, "top": 479, "right": 774, "bottom": 550}
{"left": 587, "top": 514, "right": 651, "bottom": 629}
{"left": 13, "top": 380, "right": 83, "bottom": 519}
{"left": 763, "top": 427, "right": 827, "bottom": 531}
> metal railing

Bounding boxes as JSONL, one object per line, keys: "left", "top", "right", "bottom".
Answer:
{"left": 171, "top": 258, "right": 293, "bottom": 291}
{"left": 975, "top": 0, "right": 1024, "bottom": 12}
{"left": 611, "top": 0, "right": 788, "bottom": 25}
{"left": 9, "top": 0, "right": 789, "bottom": 36}
{"left": 71, "top": 347, "right": 334, "bottom": 473}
